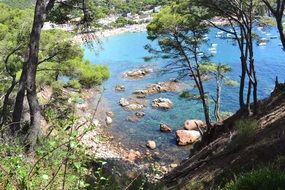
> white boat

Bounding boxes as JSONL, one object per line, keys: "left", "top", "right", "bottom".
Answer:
{"left": 211, "top": 43, "right": 218, "bottom": 47}
{"left": 258, "top": 42, "right": 267, "bottom": 46}
{"left": 227, "top": 33, "right": 233, "bottom": 38}
{"left": 257, "top": 27, "right": 263, "bottom": 31}
{"left": 209, "top": 47, "right": 217, "bottom": 54}
{"left": 261, "top": 38, "right": 268, "bottom": 41}
{"left": 216, "top": 34, "right": 222, "bottom": 38}
{"left": 217, "top": 31, "right": 224, "bottom": 35}
{"left": 278, "top": 43, "right": 283, "bottom": 46}
{"left": 266, "top": 33, "right": 271, "bottom": 36}
{"left": 197, "top": 52, "right": 204, "bottom": 57}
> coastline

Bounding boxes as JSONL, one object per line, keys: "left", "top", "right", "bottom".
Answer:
{"left": 73, "top": 23, "right": 148, "bottom": 44}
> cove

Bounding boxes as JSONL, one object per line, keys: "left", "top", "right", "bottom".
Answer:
{"left": 83, "top": 27, "right": 285, "bottom": 163}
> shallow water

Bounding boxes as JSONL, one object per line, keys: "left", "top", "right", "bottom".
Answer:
{"left": 83, "top": 27, "right": 285, "bottom": 163}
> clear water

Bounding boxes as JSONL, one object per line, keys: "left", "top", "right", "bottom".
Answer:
{"left": 83, "top": 27, "right": 285, "bottom": 163}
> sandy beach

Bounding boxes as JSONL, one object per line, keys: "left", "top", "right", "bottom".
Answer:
{"left": 73, "top": 23, "right": 148, "bottom": 44}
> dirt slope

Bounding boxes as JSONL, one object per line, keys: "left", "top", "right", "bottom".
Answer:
{"left": 161, "top": 85, "right": 285, "bottom": 190}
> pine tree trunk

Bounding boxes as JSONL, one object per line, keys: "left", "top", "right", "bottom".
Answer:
{"left": 24, "top": 0, "right": 47, "bottom": 150}
{"left": 12, "top": 69, "right": 27, "bottom": 134}
{"left": 0, "top": 77, "right": 17, "bottom": 127}
{"left": 276, "top": 14, "right": 285, "bottom": 49}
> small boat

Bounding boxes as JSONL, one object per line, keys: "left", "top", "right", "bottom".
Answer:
{"left": 211, "top": 43, "right": 218, "bottom": 47}
{"left": 266, "top": 33, "right": 271, "bottom": 36}
{"left": 258, "top": 42, "right": 267, "bottom": 46}
{"left": 227, "top": 33, "right": 233, "bottom": 38}
{"left": 278, "top": 43, "right": 283, "bottom": 46}
{"left": 261, "top": 37, "right": 269, "bottom": 41}
{"left": 216, "top": 34, "right": 222, "bottom": 38}
{"left": 197, "top": 52, "right": 204, "bottom": 57}
{"left": 257, "top": 27, "right": 263, "bottom": 31}
{"left": 270, "top": 36, "right": 278, "bottom": 39}
{"left": 217, "top": 31, "right": 224, "bottom": 35}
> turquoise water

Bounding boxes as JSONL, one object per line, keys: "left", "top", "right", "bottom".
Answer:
{"left": 83, "top": 28, "right": 285, "bottom": 163}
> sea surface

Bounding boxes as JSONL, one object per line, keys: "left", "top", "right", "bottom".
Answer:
{"left": 83, "top": 27, "right": 285, "bottom": 163}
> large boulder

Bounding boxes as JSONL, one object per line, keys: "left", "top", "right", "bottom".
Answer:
{"left": 184, "top": 120, "right": 205, "bottom": 130}
{"left": 176, "top": 130, "right": 201, "bottom": 146}
{"left": 146, "top": 140, "right": 156, "bottom": 149}
{"left": 160, "top": 123, "right": 172, "bottom": 132}
{"left": 152, "top": 98, "right": 173, "bottom": 109}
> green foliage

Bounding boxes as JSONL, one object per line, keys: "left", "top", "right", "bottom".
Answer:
{"left": 0, "top": 0, "right": 34, "bottom": 9}
{"left": 66, "top": 79, "right": 82, "bottom": 89}
{"left": 219, "top": 167, "right": 285, "bottom": 190}
{"left": 257, "top": 16, "right": 276, "bottom": 27}
{"left": 224, "top": 79, "right": 239, "bottom": 87}
{"left": 235, "top": 119, "right": 258, "bottom": 140}
{"left": 180, "top": 91, "right": 201, "bottom": 100}
{"left": 97, "top": 0, "right": 171, "bottom": 15}
{"left": 36, "top": 29, "right": 110, "bottom": 88}
{"left": 0, "top": 114, "right": 107, "bottom": 189}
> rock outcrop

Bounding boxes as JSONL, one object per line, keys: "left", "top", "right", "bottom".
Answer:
{"left": 119, "top": 98, "right": 147, "bottom": 111}
{"left": 152, "top": 98, "right": 173, "bottom": 109}
{"left": 123, "top": 68, "right": 153, "bottom": 79}
{"left": 133, "top": 80, "right": 186, "bottom": 97}
{"left": 160, "top": 123, "right": 172, "bottom": 132}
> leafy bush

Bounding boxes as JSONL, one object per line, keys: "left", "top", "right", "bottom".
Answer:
{"left": 179, "top": 91, "right": 201, "bottom": 100}
{"left": 220, "top": 167, "right": 285, "bottom": 190}
{"left": 67, "top": 79, "right": 81, "bottom": 89}
{"left": 75, "top": 61, "right": 110, "bottom": 88}
{"left": 0, "top": 106, "right": 108, "bottom": 189}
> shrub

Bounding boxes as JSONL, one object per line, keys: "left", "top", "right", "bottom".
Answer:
{"left": 179, "top": 91, "right": 201, "bottom": 100}
{"left": 235, "top": 119, "right": 258, "bottom": 140}
{"left": 67, "top": 79, "right": 81, "bottom": 89}
{"left": 220, "top": 167, "right": 285, "bottom": 190}
{"left": 228, "top": 119, "right": 258, "bottom": 150}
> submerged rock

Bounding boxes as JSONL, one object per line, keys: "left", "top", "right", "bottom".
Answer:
{"left": 135, "top": 112, "right": 145, "bottom": 118}
{"left": 152, "top": 98, "right": 173, "bottom": 109}
{"left": 146, "top": 140, "right": 156, "bottom": 150}
{"left": 176, "top": 130, "right": 201, "bottom": 146}
{"left": 126, "top": 104, "right": 144, "bottom": 111}
{"left": 127, "top": 115, "right": 140, "bottom": 122}
{"left": 115, "top": 85, "right": 125, "bottom": 92}
{"left": 160, "top": 123, "right": 172, "bottom": 132}
{"left": 184, "top": 120, "right": 205, "bottom": 130}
